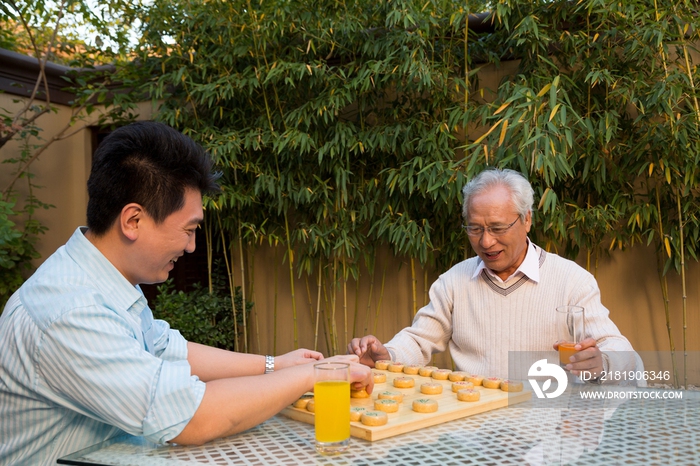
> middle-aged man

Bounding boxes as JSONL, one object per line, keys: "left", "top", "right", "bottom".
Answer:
{"left": 0, "top": 121, "right": 372, "bottom": 466}
{"left": 349, "top": 168, "right": 639, "bottom": 381}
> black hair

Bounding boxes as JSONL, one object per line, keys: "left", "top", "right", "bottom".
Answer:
{"left": 86, "top": 121, "right": 220, "bottom": 235}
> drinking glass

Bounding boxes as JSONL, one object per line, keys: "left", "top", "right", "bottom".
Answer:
{"left": 556, "top": 305, "right": 585, "bottom": 367}
{"left": 314, "top": 362, "right": 351, "bottom": 455}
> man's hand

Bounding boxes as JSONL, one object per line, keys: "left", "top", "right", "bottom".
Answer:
{"left": 347, "top": 335, "right": 390, "bottom": 367}
{"left": 554, "top": 337, "right": 603, "bottom": 377}
{"left": 275, "top": 348, "right": 323, "bottom": 370}
{"left": 322, "top": 354, "right": 374, "bottom": 394}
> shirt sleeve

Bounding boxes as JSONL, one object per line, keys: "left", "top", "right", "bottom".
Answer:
{"left": 150, "top": 317, "right": 189, "bottom": 362}
{"left": 385, "top": 274, "right": 454, "bottom": 365}
{"left": 37, "top": 306, "right": 205, "bottom": 444}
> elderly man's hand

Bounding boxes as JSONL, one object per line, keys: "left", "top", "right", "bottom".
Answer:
{"left": 555, "top": 337, "right": 604, "bottom": 378}
{"left": 347, "top": 335, "right": 391, "bottom": 368}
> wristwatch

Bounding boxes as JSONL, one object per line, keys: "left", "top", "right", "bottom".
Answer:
{"left": 265, "top": 355, "right": 275, "bottom": 374}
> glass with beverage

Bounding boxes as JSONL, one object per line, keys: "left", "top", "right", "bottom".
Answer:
{"left": 556, "top": 305, "right": 585, "bottom": 367}
{"left": 314, "top": 362, "right": 351, "bottom": 455}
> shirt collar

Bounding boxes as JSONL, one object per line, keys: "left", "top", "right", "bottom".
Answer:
{"left": 472, "top": 239, "right": 541, "bottom": 284}
{"left": 65, "top": 227, "right": 146, "bottom": 316}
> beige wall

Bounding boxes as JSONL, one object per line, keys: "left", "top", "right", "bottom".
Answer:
{"left": 0, "top": 98, "right": 154, "bottom": 262}
{"left": 1, "top": 98, "right": 91, "bottom": 259}
{"left": 240, "top": 243, "right": 698, "bottom": 382}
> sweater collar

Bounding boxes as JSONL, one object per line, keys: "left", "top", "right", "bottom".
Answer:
{"left": 472, "top": 239, "right": 541, "bottom": 284}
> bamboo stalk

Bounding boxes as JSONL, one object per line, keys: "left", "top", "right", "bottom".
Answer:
{"left": 205, "top": 215, "right": 214, "bottom": 294}
{"left": 314, "top": 260, "right": 322, "bottom": 351}
{"left": 410, "top": 257, "right": 418, "bottom": 317}
{"left": 373, "top": 264, "right": 387, "bottom": 335}
{"left": 249, "top": 246, "right": 259, "bottom": 354}
{"left": 238, "top": 232, "right": 247, "bottom": 353}
{"left": 655, "top": 186, "right": 679, "bottom": 387}
{"left": 321, "top": 266, "right": 332, "bottom": 355}
{"left": 284, "top": 214, "right": 299, "bottom": 349}
{"left": 342, "top": 255, "right": 348, "bottom": 348}
{"left": 216, "top": 212, "right": 239, "bottom": 352}
{"left": 330, "top": 256, "right": 338, "bottom": 355}
{"left": 273, "top": 247, "right": 279, "bottom": 355}
{"left": 305, "top": 275, "right": 314, "bottom": 331}
{"left": 352, "top": 270, "right": 360, "bottom": 338}
{"left": 676, "top": 191, "right": 688, "bottom": 388}
{"left": 364, "top": 267, "right": 375, "bottom": 335}
{"left": 463, "top": 4, "right": 469, "bottom": 109}
{"left": 652, "top": 0, "right": 680, "bottom": 387}
{"left": 424, "top": 268, "right": 428, "bottom": 306}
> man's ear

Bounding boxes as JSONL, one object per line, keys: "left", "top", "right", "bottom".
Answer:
{"left": 524, "top": 210, "right": 532, "bottom": 233}
{"left": 120, "top": 203, "right": 144, "bottom": 241}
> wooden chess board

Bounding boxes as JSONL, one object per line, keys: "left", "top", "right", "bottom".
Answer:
{"left": 280, "top": 369, "right": 531, "bottom": 441}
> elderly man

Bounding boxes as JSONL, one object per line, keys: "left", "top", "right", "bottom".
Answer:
{"left": 349, "top": 168, "right": 637, "bottom": 381}
{"left": 0, "top": 121, "right": 372, "bottom": 466}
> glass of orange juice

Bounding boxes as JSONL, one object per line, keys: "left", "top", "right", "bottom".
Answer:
{"left": 314, "top": 362, "right": 351, "bottom": 455}
{"left": 556, "top": 305, "right": 585, "bottom": 367}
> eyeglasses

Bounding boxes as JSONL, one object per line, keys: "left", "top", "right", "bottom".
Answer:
{"left": 462, "top": 217, "right": 520, "bottom": 237}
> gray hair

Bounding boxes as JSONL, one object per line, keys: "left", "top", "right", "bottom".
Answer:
{"left": 461, "top": 168, "right": 535, "bottom": 221}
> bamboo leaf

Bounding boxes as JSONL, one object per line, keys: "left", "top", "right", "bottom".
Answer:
{"left": 548, "top": 103, "right": 561, "bottom": 122}
{"left": 498, "top": 119, "right": 509, "bottom": 146}
{"left": 537, "top": 83, "right": 552, "bottom": 98}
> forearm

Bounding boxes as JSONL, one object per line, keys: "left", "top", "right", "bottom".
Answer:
{"left": 386, "top": 283, "right": 453, "bottom": 365}
{"left": 187, "top": 342, "right": 266, "bottom": 382}
{"left": 171, "top": 364, "right": 315, "bottom": 445}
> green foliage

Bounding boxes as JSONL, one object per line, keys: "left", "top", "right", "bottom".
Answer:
{"left": 125, "top": 0, "right": 700, "bottom": 278}
{"left": 465, "top": 0, "right": 700, "bottom": 274}
{"left": 131, "top": 0, "right": 495, "bottom": 279}
{"left": 0, "top": 0, "right": 144, "bottom": 307}
{"left": 153, "top": 278, "right": 253, "bottom": 351}
{"left": 109, "top": 0, "right": 700, "bottom": 359}
{"left": 0, "top": 199, "right": 41, "bottom": 309}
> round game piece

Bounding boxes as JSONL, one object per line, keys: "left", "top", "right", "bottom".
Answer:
{"left": 482, "top": 377, "right": 502, "bottom": 389}
{"left": 292, "top": 393, "right": 314, "bottom": 409}
{"left": 374, "top": 360, "right": 391, "bottom": 370}
{"left": 451, "top": 381, "right": 474, "bottom": 392}
{"left": 377, "top": 390, "right": 403, "bottom": 403}
{"left": 448, "top": 371, "right": 469, "bottom": 382}
{"left": 393, "top": 376, "right": 415, "bottom": 388}
{"left": 466, "top": 374, "right": 484, "bottom": 386}
{"left": 351, "top": 388, "right": 370, "bottom": 398}
{"left": 418, "top": 366, "right": 438, "bottom": 377}
{"left": 412, "top": 398, "right": 439, "bottom": 413}
{"left": 361, "top": 411, "right": 388, "bottom": 426}
{"left": 500, "top": 380, "right": 524, "bottom": 392}
{"left": 306, "top": 399, "right": 316, "bottom": 412}
{"left": 350, "top": 406, "right": 367, "bottom": 421}
{"left": 420, "top": 382, "right": 443, "bottom": 395}
{"left": 403, "top": 364, "right": 421, "bottom": 375}
{"left": 388, "top": 362, "right": 405, "bottom": 373}
{"left": 374, "top": 398, "right": 399, "bottom": 413}
{"left": 431, "top": 369, "right": 452, "bottom": 380}
{"left": 373, "top": 372, "right": 387, "bottom": 384}
{"left": 456, "top": 388, "right": 480, "bottom": 402}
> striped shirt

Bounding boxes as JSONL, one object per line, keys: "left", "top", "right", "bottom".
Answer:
{"left": 0, "top": 227, "right": 205, "bottom": 466}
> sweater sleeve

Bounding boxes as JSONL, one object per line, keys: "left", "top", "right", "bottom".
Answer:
{"left": 572, "top": 267, "right": 644, "bottom": 382}
{"left": 385, "top": 274, "right": 455, "bottom": 365}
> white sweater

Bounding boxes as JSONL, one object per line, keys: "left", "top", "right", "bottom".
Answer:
{"left": 385, "top": 245, "right": 638, "bottom": 380}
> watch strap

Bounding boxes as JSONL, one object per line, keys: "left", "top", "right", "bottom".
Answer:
{"left": 265, "top": 355, "right": 275, "bottom": 374}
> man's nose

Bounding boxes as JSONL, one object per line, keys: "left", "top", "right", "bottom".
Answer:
{"left": 479, "top": 230, "right": 498, "bottom": 247}
{"left": 186, "top": 232, "right": 197, "bottom": 253}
